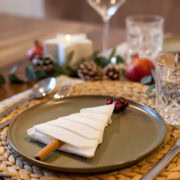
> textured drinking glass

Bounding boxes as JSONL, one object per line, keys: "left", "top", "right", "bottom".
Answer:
{"left": 126, "top": 15, "right": 164, "bottom": 63}
{"left": 155, "top": 53, "right": 180, "bottom": 125}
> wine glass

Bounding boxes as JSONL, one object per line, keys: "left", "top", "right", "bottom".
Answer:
{"left": 87, "top": 0, "right": 126, "bottom": 52}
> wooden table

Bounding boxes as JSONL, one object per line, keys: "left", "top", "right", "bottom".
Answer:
{"left": 0, "top": 14, "right": 125, "bottom": 101}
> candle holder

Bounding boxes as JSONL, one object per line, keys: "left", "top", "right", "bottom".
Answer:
{"left": 43, "top": 34, "right": 93, "bottom": 66}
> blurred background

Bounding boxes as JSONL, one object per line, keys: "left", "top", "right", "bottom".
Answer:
{"left": 0, "top": 0, "right": 180, "bottom": 33}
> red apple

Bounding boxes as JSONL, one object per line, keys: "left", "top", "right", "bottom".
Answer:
{"left": 126, "top": 58, "right": 154, "bottom": 82}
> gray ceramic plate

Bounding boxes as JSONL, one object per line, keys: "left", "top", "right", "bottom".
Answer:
{"left": 8, "top": 95, "right": 166, "bottom": 173}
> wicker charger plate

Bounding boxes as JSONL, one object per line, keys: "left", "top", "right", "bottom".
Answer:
{"left": 0, "top": 81, "right": 180, "bottom": 180}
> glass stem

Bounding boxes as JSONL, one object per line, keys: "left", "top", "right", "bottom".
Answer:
{"left": 103, "top": 18, "right": 110, "bottom": 52}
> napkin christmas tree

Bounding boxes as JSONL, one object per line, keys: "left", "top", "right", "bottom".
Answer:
{"left": 27, "top": 104, "right": 114, "bottom": 158}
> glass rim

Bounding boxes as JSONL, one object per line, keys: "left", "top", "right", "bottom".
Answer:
{"left": 155, "top": 53, "right": 180, "bottom": 70}
{"left": 126, "top": 15, "right": 164, "bottom": 25}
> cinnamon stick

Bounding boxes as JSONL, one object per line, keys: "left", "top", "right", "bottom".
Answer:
{"left": 35, "top": 140, "right": 64, "bottom": 160}
{"left": 175, "top": 53, "right": 179, "bottom": 67}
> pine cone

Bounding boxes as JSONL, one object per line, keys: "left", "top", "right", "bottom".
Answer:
{"left": 32, "top": 56, "right": 55, "bottom": 74}
{"left": 42, "top": 57, "right": 54, "bottom": 74}
{"left": 103, "top": 64, "right": 120, "bottom": 80}
{"left": 32, "top": 56, "right": 43, "bottom": 72}
{"left": 77, "top": 61, "right": 102, "bottom": 80}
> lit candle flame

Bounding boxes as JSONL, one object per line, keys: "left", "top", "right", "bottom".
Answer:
{"left": 58, "top": 34, "right": 72, "bottom": 43}
{"left": 111, "top": 0, "right": 116, "bottom": 4}
{"left": 65, "top": 34, "right": 72, "bottom": 41}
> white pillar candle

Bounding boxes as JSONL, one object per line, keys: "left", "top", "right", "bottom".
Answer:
{"left": 43, "top": 34, "right": 93, "bottom": 67}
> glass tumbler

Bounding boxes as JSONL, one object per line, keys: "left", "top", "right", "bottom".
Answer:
{"left": 155, "top": 53, "right": 180, "bottom": 125}
{"left": 126, "top": 15, "right": 164, "bottom": 63}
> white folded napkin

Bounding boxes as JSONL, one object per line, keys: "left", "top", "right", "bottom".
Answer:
{"left": 27, "top": 104, "right": 114, "bottom": 158}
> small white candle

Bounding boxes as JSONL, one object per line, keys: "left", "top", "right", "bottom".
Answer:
{"left": 44, "top": 34, "right": 93, "bottom": 66}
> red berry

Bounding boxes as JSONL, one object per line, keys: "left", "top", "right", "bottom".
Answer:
{"left": 106, "top": 97, "right": 128, "bottom": 113}
{"left": 114, "top": 101, "right": 121, "bottom": 111}
{"left": 106, "top": 98, "right": 113, "bottom": 105}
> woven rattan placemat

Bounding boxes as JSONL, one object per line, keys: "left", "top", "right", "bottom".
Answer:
{"left": 0, "top": 81, "right": 180, "bottom": 180}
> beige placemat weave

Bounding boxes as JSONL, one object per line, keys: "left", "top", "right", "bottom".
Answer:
{"left": 0, "top": 80, "right": 180, "bottom": 180}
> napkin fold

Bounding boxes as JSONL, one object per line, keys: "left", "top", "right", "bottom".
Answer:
{"left": 27, "top": 104, "right": 114, "bottom": 158}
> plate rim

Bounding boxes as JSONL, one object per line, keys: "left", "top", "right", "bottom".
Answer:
{"left": 8, "top": 95, "right": 166, "bottom": 173}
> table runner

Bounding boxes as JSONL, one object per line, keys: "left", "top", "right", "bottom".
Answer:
{"left": 0, "top": 78, "right": 180, "bottom": 180}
